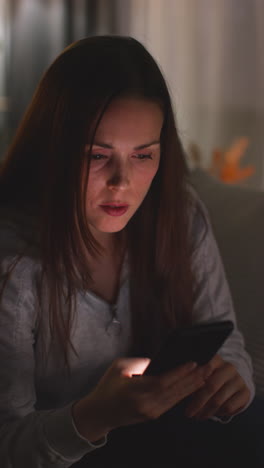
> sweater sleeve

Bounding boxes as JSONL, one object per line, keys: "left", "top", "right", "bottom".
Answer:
{"left": 0, "top": 254, "right": 106, "bottom": 468}
{"left": 190, "top": 200, "right": 255, "bottom": 411}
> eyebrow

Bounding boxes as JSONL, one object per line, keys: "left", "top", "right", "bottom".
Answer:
{"left": 92, "top": 139, "right": 160, "bottom": 150}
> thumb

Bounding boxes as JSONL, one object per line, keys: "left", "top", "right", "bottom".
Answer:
{"left": 113, "top": 357, "right": 151, "bottom": 377}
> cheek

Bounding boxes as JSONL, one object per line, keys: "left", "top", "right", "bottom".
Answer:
{"left": 142, "top": 160, "right": 160, "bottom": 184}
{"left": 85, "top": 173, "right": 102, "bottom": 201}
{"left": 136, "top": 166, "right": 159, "bottom": 196}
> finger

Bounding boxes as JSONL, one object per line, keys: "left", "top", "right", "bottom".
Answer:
{"left": 196, "top": 355, "right": 224, "bottom": 384}
{"left": 201, "top": 354, "right": 224, "bottom": 376}
{"left": 140, "top": 364, "right": 205, "bottom": 401}
{"left": 159, "top": 361, "right": 198, "bottom": 386}
{"left": 185, "top": 365, "right": 234, "bottom": 417}
{"left": 169, "top": 372, "right": 206, "bottom": 402}
{"left": 131, "top": 361, "right": 199, "bottom": 389}
{"left": 151, "top": 373, "right": 206, "bottom": 415}
{"left": 192, "top": 377, "right": 240, "bottom": 420}
{"left": 216, "top": 388, "right": 251, "bottom": 418}
{"left": 126, "top": 366, "right": 207, "bottom": 421}
{"left": 209, "top": 354, "right": 223, "bottom": 366}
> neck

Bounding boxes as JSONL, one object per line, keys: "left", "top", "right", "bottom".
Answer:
{"left": 88, "top": 229, "right": 126, "bottom": 263}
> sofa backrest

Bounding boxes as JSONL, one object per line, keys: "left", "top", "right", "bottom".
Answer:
{"left": 190, "top": 168, "right": 264, "bottom": 398}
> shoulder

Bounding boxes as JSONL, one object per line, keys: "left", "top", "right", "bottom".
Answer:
{"left": 0, "top": 205, "right": 40, "bottom": 256}
{"left": 0, "top": 205, "right": 41, "bottom": 287}
{"left": 0, "top": 209, "right": 41, "bottom": 333}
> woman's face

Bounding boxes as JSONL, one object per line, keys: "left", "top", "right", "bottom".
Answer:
{"left": 84, "top": 97, "right": 163, "bottom": 244}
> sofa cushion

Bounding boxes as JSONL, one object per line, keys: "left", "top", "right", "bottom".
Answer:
{"left": 190, "top": 168, "right": 264, "bottom": 398}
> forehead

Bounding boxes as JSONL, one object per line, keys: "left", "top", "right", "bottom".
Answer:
{"left": 93, "top": 97, "right": 164, "bottom": 144}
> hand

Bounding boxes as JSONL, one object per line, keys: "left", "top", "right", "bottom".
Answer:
{"left": 185, "top": 354, "right": 251, "bottom": 420}
{"left": 72, "top": 357, "right": 206, "bottom": 442}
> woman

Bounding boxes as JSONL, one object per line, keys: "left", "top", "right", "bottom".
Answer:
{"left": 0, "top": 36, "right": 261, "bottom": 467}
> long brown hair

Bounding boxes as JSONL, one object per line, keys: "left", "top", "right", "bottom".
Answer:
{"left": 0, "top": 36, "right": 195, "bottom": 365}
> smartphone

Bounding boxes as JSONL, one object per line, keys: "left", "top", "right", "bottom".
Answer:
{"left": 143, "top": 320, "right": 234, "bottom": 376}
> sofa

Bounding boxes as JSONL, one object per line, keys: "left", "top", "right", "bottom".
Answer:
{"left": 190, "top": 168, "right": 264, "bottom": 399}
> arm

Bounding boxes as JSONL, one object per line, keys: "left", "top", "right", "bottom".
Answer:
{"left": 0, "top": 255, "right": 106, "bottom": 468}
{"left": 0, "top": 242, "right": 208, "bottom": 466}
{"left": 187, "top": 199, "right": 255, "bottom": 419}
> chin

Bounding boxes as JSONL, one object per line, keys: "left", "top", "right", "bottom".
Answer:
{"left": 104, "top": 224, "right": 128, "bottom": 234}
{"left": 96, "top": 220, "right": 129, "bottom": 234}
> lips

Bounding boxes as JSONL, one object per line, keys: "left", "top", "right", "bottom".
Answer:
{"left": 100, "top": 203, "right": 129, "bottom": 207}
{"left": 99, "top": 203, "right": 129, "bottom": 217}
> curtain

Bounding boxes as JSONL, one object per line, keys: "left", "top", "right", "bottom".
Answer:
{"left": 118, "top": 0, "right": 264, "bottom": 189}
{"left": 0, "top": 0, "right": 118, "bottom": 144}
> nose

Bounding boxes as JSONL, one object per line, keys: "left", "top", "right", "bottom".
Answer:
{"left": 107, "top": 160, "right": 130, "bottom": 191}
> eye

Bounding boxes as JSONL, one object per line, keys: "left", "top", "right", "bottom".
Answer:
{"left": 135, "top": 153, "right": 153, "bottom": 160}
{"left": 90, "top": 153, "right": 108, "bottom": 161}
